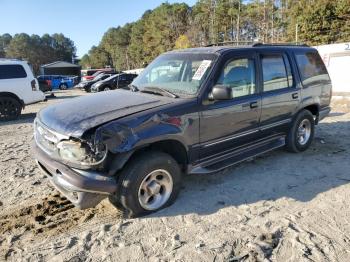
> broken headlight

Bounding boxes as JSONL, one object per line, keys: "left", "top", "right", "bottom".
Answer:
{"left": 57, "top": 140, "right": 107, "bottom": 166}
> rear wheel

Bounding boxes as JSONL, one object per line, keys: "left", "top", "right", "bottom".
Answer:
{"left": 109, "top": 151, "right": 182, "bottom": 217}
{"left": 286, "top": 109, "right": 315, "bottom": 153}
{"left": 59, "top": 83, "right": 68, "bottom": 90}
{"left": 0, "top": 96, "right": 22, "bottom": 121}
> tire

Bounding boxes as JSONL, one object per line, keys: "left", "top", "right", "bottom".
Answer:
{"left": 286, "top": 109, "right": 315, "bottom": 153}
{"left": 0, "top": 96, "right": 22, "bottom": 121}
{"left": 109, "top": 151, "right": 182, "bottom": 217}
{"left": 103, "top": 86, "right": 111, "bottom": 91}
{"left": 59, "top": 84, "right": 68, "bottom": 90}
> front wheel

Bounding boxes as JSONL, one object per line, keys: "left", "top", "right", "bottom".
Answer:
{"left": 109, "top": 151, "right": 182, "bottom": 217}
{"left": 0, "top": 96, "right": 22, "bottom": 121}
{"left": 286, "top": 109, "right": 315, "bottom": 153}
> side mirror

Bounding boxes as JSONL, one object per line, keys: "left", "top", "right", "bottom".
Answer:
{"left": 209, "top": 85, "right": 232, "bottom": 100}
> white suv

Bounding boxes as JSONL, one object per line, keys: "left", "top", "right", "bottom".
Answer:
{"left": 0, "top": 59, "right": 45, "bottom": 120}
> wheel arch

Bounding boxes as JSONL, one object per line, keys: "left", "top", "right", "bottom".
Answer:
{"left": 0, "top": 92, "right": 24, "bottom": 108}
{"left": 302, "top": 104, "right": 320, "bottom": 124}
{"left": 109, "top": 139, "right": 189, "bottom": 175}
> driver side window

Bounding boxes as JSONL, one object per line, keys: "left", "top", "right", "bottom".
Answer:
{"left": 216, "top": 58, "right": 256, "bottom": 98}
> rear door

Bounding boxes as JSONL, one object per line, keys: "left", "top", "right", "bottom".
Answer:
{"left": 199, "top": 51, "right": 262, "bottom": 160}
{"left": 258, "top": 51, "right": 300, "bottom": 135}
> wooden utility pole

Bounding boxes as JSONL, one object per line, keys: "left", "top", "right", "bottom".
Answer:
{"left": 236, "top": 0, "right": 241, "bottom": 44}
{"left": 230, "top": 0, "right": 234, "bottom": 41}
{"left": 264, "top": 0, "right": 267, "bottom": 43}
{"left": 210, "top": 0, "right": 216, "bottom": 44}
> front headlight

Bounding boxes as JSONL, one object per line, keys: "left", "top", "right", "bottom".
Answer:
{"left": 57, "top": 140, "right": 107, "bottom": 166}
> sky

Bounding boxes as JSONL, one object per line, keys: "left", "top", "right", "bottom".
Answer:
{"left": 0, "top": 0, "right": 197, "bottom": 58}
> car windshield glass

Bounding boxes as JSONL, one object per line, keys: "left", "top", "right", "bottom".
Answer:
{"left": 94, "top": 74, "right": 106, "bottom": 80}
{"left": 132, "top": 53, "right": 217, "bottom": 96}
{"left": 92, "top": 71, "right": 102, "bottom": 77}
{"left": 104, "top": 74, "right": 118, "bottom": 81}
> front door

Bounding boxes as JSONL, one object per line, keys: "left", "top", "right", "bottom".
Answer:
{"left": 199, "top": 52, "right": 261, "bottom": 160}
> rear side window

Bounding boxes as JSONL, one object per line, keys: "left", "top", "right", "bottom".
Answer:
{"left": 0, "top": 65, "right": 27, "bottom": 79}
{"left": 295, "top": 52, "right": 330, "bottom": 87}
{"left": 261, "top": 54, "right": 293, "bottom": 92}
{"left": 120, "top": 75, "right": 127, "bottom": 81}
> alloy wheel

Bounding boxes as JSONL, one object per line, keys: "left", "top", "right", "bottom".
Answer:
{"left": 297, "top": 119, "right": 311, "bottom": 145}
{"left": 138, "top": 169, "right": 173, "bottom": 210}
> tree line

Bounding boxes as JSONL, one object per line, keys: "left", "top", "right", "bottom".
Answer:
{"left": 80, "top": 0, "right": 350, "bottom": 71}
{"left": 0, "top": 33, "right": 76, "bottom": 74}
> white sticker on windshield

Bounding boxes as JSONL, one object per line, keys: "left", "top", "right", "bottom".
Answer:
{"left": 192, "top": 60, "right": 212, "bottom": 80}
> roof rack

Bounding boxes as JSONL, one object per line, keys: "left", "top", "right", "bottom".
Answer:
{"left": 205, "top": 41, "right": 256, "bottom": 47}
{"left": 0, "top": 58, "right": 23, "bottom": 61}
{"left": 252, "top": 42, "right": 309, "bottom": 47}
{"left": 205, "top": 41, "right": 309, "bottom": 48}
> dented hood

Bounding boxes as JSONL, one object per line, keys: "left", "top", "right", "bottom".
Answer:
{"left": 38, "top": 90, "right": 173, "bottom": 137}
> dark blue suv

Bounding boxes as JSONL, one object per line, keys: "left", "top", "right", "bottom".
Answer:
{"left": 33, "top": 44, "right": 332, "bottom": 217}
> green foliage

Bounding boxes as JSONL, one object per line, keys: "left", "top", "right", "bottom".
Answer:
{"left": 81, "top": 0, "right": 350, "bottom": 70}
{"left": 84, "top": 3, "right": 190, "bottom": 70}
{"left": 0, "top": 33, "right": 12, "bottom": 57}
{"left": 3, "top": 1, "right": 350, "bottom": 72}
{"left": 175, "top": 35, "right": 191, "bottom": 49}
{"left": 2, "top": 33, "right": 76, "bottom": 74}
{"left": 79, "top": 54, "right": 91, "bottom": 68}
{"left": 86, "top": 46, "right": 112, "bottom": 69}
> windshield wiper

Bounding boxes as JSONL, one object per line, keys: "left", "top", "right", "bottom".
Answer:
{"left": 141, "top": 86, "right": 178, "bottom": 98}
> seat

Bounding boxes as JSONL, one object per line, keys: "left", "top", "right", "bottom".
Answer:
{"left": 222, "top": 66, "right": 253, "bottom": 97}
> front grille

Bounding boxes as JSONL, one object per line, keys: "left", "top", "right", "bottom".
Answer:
{"left": 34, "top": 119, "right": 66, "bottom": 155}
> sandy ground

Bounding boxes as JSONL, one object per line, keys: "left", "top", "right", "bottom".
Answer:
{"left": 1, "top": 89, "right": 350, "bottom": 262}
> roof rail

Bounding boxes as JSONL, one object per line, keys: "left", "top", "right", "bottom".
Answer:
{"left": 252, "top": 42, "right": 309, "bottom": 47}
{"left": 205, "top": 41, "right": 256, "bottom": 47}
{"left": 0, "top": 58, "right": 23, "bottom": 61}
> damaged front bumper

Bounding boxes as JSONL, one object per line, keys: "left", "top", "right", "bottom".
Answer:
{"left": 32, "top": 141, "right": 117, "bottom": 209}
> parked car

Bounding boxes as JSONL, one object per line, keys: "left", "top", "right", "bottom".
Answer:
{"left": 37, "top": 75, "right": 75, "bottom": 90}
{"left": 76, "top": 73, "right": 114, "bottom": 92}
{"left": 37, "top": 78, "right": 52, "bottom": 93}
{"left": 33, "top": 44, "right": 332, "bottom": 217}
{"left": 90, "top": 73, "right": 138, "bottom": 92}
{"left": 0, "top": 59, "right": 45, "bottom": 120}
{"left": 81, "top": 69, "right": 117, "bottom": 81}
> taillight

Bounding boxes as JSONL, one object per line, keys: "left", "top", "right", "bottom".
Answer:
{"left": 31, "top": 79, "right": 36, "bottom": 91}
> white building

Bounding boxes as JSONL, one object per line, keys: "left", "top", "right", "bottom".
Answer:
{"left": 124, "top": 68, "right": 144, "bottom": 75}
{"left": 314, "top": 42, "right": 350, "bottom": 95}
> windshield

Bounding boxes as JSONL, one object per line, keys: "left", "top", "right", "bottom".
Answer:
{"left": 132, "top": 53, "right": 217, "bottom": 96}
{"left": 92, "top": 71, "right": 103, "bottom": 77}
{"left": 104, "top": 74, "right": 118, "bottom": 81}
{"left": 95, "top": 74, "right": 108, "bottom": 81}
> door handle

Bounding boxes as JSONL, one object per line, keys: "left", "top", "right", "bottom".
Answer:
{"left": 292, "top": 93, "right": 299, "bottom": 99}
{"left": 250, "top": 101, "right": 258, "bottom": 109}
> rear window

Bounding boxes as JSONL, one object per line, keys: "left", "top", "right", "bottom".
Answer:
{"left": 295, "top": 52, "right": 330, "bottom": 87}
{"left": 0, "top": 64, "right": 27, "bottom": 79}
